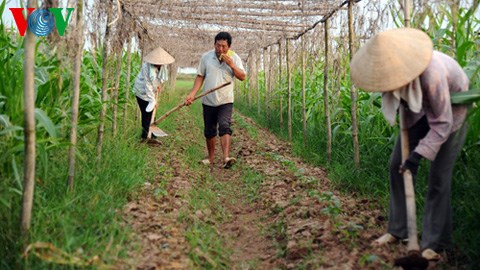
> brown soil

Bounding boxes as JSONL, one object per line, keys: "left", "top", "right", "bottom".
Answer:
{"left": 121, "top": 112, "right": 458, "bottom": 270}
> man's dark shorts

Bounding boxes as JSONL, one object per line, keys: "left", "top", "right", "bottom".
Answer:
{"left": 202, "top": 103, "right": 233, "bottom": 139}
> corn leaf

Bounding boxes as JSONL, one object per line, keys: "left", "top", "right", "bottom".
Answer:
{"left": 451, "top": 89, "right": 480, "bottom": 104}
{"left": 0, "top": 0, "right": 5, "bottom": 21}
{"left": 35, "top": 108, "right": 58, "bottom": 137}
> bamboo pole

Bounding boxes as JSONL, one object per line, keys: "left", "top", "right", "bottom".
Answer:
{"left": 302, "top": 35, "right": 307, "bottom": 146}
{"left": 67, "top": 0, "right": 84, "bottom": 189}
{"left": 348, "top": 0, "right": 360, "bottom": 168}
{"left": 324, "top": 20, "right": 332, "bottom": 163}
{"left": 269, "top": 45, "right": 274, "bottom": 126}
{"left": 96, "top": 0, "right": 112, "bottom": 160}
{"left": 168, "top": 63, "right": 178, "bottom": 90}
{"left": 278, "top": 39, "right": 283, "bottom": 129}
{"left": 257, "top": 50, "right": 261, "bottom": 115}
{"left": 21, "top": 0, "right": 37, "bottom": 238}
{"left": 286, "top": 39, "right": 292, "bottom": 141}
{"left": 263, "top": 47, "right": 269, "bottom": 122}
{"left": 247, "top": 50, "right": 254, "bottom": 107}
{"left": 123, "top": 36, "right": 132, "bottom": 125}
{"left": 404, "top": 0, "right": 411, "bottom": 27}
{"left": 112, "top": 50, "right": 122, "bottom": 137}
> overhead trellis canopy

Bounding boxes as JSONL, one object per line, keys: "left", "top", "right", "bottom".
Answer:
{"left": 121, "top": 0, "right": 357, "bottom": 67}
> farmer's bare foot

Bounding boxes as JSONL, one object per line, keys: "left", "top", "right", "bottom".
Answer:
{"left": 372, "top": 233, "right": 399, "bottom": 247}
{"left": 422, "top": 249, "right": 441, "bottom": 261}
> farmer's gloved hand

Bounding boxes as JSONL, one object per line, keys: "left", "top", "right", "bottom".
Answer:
{"left": 399, "top": 151, "right": 422, "bottom": 175}
{"left": 145, "top": 99, "right": 156, "bottom": 113}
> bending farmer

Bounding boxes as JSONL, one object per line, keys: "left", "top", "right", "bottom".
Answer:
{"left": 350, "top": 28, "right": 469, "bottom": 261}
{"left": 134, "top": 46, "right": 174, "bottom": 141}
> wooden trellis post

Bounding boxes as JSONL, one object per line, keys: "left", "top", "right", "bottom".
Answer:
{"left": 112, "top": 49, "right": 123, "bottom": 137}
{"left": 263, "top": 47, "right": 268, "bottom": 117}
{"left": 302, "top": 35, "right": 307, "bottom": 146}
{"left": 123, "top": 36, "right": 133, "bottom": 125}
{"left": 247, "top": 50, "right": 255, "bottom": 107}
{"left": 168, "top": 63, "right": 178, "bottom": 91}
{"left": 21, "top": 0, "right": 37, "bottom": 238}
{"left": 96, "top": 0, "right": 113, "bottom": 160}
{"left": 348, "top": 0, "right": 360, "bottom": 168}
{"left": 67, "top": 0, "right": 84, "bottom": 189}
{"left": 278, "top": 39, "right": 283, "bottom": 128}
{"left": 324, "top": 20, "right": 332, "bottom": 163}
{"left": 404, "top": 0, "right": 411, "bottom": 27}
{"left": 257, "top": 49, "right": 261, "bottom": 115}
{"left": 252, "top": 50, "right": 258, "bottom": 108}
{"left": 269, "top": 45, "right": 275, "bottom": 126}
{"left": 286, "top": 38, "right": 292, "bottom": 141}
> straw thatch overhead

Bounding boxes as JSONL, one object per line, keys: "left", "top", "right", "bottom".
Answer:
{"left": 119, "top": 0, "right": 353, "bottom": 66}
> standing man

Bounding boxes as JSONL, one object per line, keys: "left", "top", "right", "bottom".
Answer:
{"left": 350, "top": 28, "right": 469, "bottom": 261}
{"left": 184, "top": 32, "right": 246, "bottom": 168}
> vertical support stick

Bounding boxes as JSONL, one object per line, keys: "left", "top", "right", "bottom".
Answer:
{"left": 21, "top": 0, "right": 38, "bottom": 238}
{"left": 301, "top": 35, "right": 307, "bottom": 146}
{"left": 286, "top": 39, "right": 292, "bottom": 141}
{"left": 324, "top": 20, "right": 332, "bottom": 163}
{"left": 278, "top": 39, "right": 283, "bottom": 128}
{"left": 348, "top": 0, "right": 360, "bottom": 168}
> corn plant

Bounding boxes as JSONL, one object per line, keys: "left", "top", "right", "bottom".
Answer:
{"left": 236, "top": 1, "right": 480, "bottom": 266}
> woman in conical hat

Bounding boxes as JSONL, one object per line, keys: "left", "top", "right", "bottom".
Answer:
{"left": 133, "top": 46, "right": 175, "bottom": 141}
{"left": 351, "top": 28, "right": 469, "bottom": 260}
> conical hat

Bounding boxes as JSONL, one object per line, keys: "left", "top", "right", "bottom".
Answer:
{"left": 144, "top": 46, "right": 175, "bottom": 65}
{"left": 350, "top": 28, "right": 433, "bottom": 92}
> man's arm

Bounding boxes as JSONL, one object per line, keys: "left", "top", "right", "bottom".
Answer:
{"left": 222, "top": 54, "right": 246, "bottom": 81}
{"left": 184, "top": 75, "right": 205, "bottom": 106}
{"left": 231, "top": 64, "right": 246, "bottom": 81}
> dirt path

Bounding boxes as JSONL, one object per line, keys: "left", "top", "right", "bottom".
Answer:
{"left": 121, "top": 111, "right": 456, "bottom": 269}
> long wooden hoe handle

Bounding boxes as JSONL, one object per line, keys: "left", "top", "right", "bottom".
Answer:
{"left": 151, "top": 81, "right": 232, "bottom": 126}
{"left": 399, "top": 105, "right": 420, "bottom": 252}
{"left": 147, "top": 85, "right": 162, "bottom": 139}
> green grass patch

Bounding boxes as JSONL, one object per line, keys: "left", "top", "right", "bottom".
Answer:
{"left": 1, "top": 126, "right": 153, "bottom": 269}
{"left": 239, "top": 169, "right": 264, "bottom": 203}
{"left": 233, "top": 114, "right": 259, "bottom": 139}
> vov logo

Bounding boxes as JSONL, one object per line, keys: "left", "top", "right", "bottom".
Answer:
{"left": 9, "top": 8, "right": 74, "bottom": 37}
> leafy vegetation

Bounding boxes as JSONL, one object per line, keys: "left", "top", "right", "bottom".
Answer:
{"left": 236, "top": 2, "right": 480, "bottom": 266}
{"left": 1, "top": 0, "right": 479, "bottom": 268}
{"left": 0, "top": 7, "right": 151, "bottom": 267}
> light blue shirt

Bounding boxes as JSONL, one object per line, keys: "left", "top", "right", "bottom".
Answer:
{"left": 197, "top": 50, "right": 245, "bottom": 106}
{"left": 134, "top": 63, "right": 168, "bottom": 102}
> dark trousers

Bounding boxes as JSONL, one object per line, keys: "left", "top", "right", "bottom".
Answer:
{"left": 136, "top": 96, "right": 153, "bottom": 139}
{"left": 202, "top": 103, "right": 233, "bottom": 139}
{"left": 387, "top": 116, "right": 467, "bottom": 251}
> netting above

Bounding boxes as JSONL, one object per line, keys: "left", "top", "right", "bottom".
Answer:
{"left": 121, "top": 0, "right": 346, "bottom": 66}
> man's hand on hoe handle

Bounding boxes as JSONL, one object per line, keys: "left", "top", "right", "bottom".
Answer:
{"left": 152, "top": 82, "right": 232, "bottom": 126}
{"left": 399, "top": 151, "right": 422, "bottom": 175}
{"left": 183, "top": 82, "right": 231, "bottom": 107}
{"left": 184, "top": 92, "right": 195, "bottom": 106}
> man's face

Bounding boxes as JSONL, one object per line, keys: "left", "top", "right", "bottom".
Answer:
{"left": 214, "top": 39, "right": 230, "bottom": 56}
